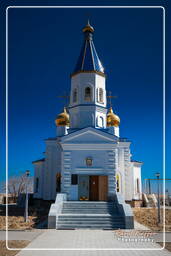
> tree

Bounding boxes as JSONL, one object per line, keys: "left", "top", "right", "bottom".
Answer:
{"left": 2, "top": 172, "right": 33, "bottom": 203}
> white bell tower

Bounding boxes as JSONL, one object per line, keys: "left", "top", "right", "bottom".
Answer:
{"left": 68, "top": 21, "right": 107, "bottom": 129}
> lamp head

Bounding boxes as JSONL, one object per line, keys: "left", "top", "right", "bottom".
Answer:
{"left": 26, "top": 170, "right": 30, "bottom": 177}
{"left": 155, "top": 172, "right": 160, "bottom": 178}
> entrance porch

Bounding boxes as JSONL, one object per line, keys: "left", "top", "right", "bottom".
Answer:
{"left": 72, "top": 175, "right": 108, "bottom": 201}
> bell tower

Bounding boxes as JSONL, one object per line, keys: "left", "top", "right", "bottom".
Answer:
{"left": 68, "top": 21, "right": 107, "bottom": 129}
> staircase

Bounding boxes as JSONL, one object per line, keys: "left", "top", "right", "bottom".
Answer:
{"left": 56, "top": 201, "right": 125, "bottom": 230}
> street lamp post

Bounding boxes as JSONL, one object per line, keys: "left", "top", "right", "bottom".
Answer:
{"left": 155, "top": 172, "right": 160, "bottom": 224}
{"left": 24, "top": 170, "right": 30, "bottom": 222}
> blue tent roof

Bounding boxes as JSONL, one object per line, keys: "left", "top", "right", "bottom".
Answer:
{"left": 72, "top": 22, "right": 105, "bottom": 75}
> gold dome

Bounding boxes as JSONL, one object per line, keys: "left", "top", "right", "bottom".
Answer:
{"left": 107, "top": 107, "right": 120, "bottom": 127}
{"left": 55, "top": 107, "right": 70, "bottom": 127}
{"left": 82, "top": 20, "right": 94, "bottom": 33}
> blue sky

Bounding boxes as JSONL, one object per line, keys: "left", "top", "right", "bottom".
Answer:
{"left": 0, "top": 0, "right": 170, "bottom": 192}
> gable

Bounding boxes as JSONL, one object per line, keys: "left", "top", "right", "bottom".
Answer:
{"left": 61, "top": 127, "right": 117, "bottom": 144}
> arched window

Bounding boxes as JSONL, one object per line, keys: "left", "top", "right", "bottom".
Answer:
{"left": 116, "top": 174, "right": 121, "bottom": 192}
{"left": 136, "top": 178, "right": 140, "bottom": 193}
{"left": 73, "top": 88, "right": 77, "bottom": 103}
{"left": 99, "top": 88, "right": 103, "bottom": 103}
{"left": 84, "top": 87, "right": 91, "bottom": 102}
{"left": 97, "top": 116, "right": 104, "bottom": 127}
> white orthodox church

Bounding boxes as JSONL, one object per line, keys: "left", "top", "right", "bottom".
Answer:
{"left": 33, "top": 21, "right": 143, "bottom": 211}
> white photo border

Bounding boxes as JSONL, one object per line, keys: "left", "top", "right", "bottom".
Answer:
{"left": 5, "top": 5, "right": 166, "bottom": 251}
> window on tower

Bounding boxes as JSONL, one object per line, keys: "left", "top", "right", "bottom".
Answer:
{"left": 73, "top": 88, "right": 77, "bottom": 103}
{"left": 96, "top": 88, "right": 98, "bottom": 101}
{"left": 99, "top": 88, "right": 104, "bottom": 103}
{"left": 84, "top": 87, "right": 91, "bottom": 102}
{"left": 96, "top": 88, "right": 104, "bottom": 103}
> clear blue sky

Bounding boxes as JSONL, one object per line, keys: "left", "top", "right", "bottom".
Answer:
{"left": 0, "top": 0, "right": 170, "bottom": 192}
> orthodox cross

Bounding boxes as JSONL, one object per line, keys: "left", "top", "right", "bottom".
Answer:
{"left": 86, "top": 13, "right": 91, "bottom": 24}
{"left": 57, "top": 92, "right": 70, "bottom": 107}
{"left": 107, "top": 91, "right": 117, "bottom": 107}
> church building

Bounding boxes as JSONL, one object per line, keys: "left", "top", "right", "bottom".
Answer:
{"left": 33, "top": 21, "right": 142, "bottom": 208}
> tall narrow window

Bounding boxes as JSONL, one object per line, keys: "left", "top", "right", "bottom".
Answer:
{"left": 84, "top": 87, "right": 91, "bottom": 102}
{"left": 96, "top": 88, "right": 98, "bottom": 101}
{"left": 73, "top": 88, "right": 77, "bottom": 103}
{"left": 136, "top": 178, "right": 140, "bottom": 193}
{"left": 116, "top": 174, "right": 120, "bottom": 192}
{"left": 35, "top": 177, "right": 39, "bottom": 193}
{"left": 99, "top": 88, "right": 103, "bottom": 103}
{"left": 56, "top": 173, "right": 61, "bottom": 192}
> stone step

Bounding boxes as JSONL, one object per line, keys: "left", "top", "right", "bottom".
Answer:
{"left": 57, "top": 224, "right": 125, "bottom": 229}
{"left": 63, "top": 204, "right": 117, "bottom": 207}
{"left": 62, "top": 209, "right": 117, "bottom": 212}
{"left": 56, "top": 201, "right": 125, "bottom": 230}
{"left": 63, "top": 203, "right": 116, "bottom": 206}
{"left": 62, "top": 207, "right": 117, "bottom": 211}
{"left": 63, "top": 203, "right": 115, "bottom": 206}
{"left": 58, "top": 219, "right": 123, "bottom": 222}
{"left": 62, "top": 209, "right": 117, "bottom": 211}
{"left": 63, "top": 206, "right": 117, "bottom": 208}
{"left": 61, "top": 212, "right": 118, "bottom": 215}
{"left": 57, "top": 221, "right": 124, "bottom": 224}
{"left": 63, "top": 206, "right": 116, "bottom": 208}
{"left": 57, "top": 216, "right": 124, "bottom": 221}
{"left": 58, "top": 216, "right": 121, "bottom": 219}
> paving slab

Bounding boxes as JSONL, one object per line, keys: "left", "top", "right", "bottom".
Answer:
{"left": 0, "top": 230, "right": 43, "bottom": 241}
{"left": 12, "top": 230, "right": 171, "bottom": 256}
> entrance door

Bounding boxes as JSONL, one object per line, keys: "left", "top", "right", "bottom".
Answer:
{"left": 78, "top": 175, "right": 89, "bottom": 200}
{"left": 99, "top": 176, "right": 108, "bottom": 201}
{"left": 89, "top": 176, "right": 99, "bottom": 201}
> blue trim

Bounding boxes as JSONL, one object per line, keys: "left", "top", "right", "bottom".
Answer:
{"left": 68, "top": 104, "right": 107, "bottom": 110}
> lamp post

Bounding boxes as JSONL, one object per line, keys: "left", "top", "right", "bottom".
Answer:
{"left": 166, "top": 189, "right": 169, "bottom": 206}
{"left": 155, "top": 172, "right": 160, "bottom": 224}
{"left": 24, "top": 170, "right": 30, "bottom": 222}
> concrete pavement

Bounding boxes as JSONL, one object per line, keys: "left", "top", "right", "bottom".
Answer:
{"left": 9, "top": 230, "right": 170, "bottom": 256}
{"left": 0, "top": 230, "right": 42, "bottom": 241}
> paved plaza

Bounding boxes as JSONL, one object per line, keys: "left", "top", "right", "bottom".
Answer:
{"left": 4, "top": 230, "right": 169, "bottom": 256}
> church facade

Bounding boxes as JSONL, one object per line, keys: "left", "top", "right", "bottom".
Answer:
{"left": 33, "top": 22, "right": 142, "bottom": 205}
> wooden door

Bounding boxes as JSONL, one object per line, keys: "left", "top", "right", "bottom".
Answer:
{"left": 89, "top": 176, "right": 99, "bottom": 201}
{"left": 99, "top": 176, "right": 108, "bottom": 201}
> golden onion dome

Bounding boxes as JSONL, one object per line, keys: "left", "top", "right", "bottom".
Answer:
{"left": 55, "top": 107, "right": 70, "bottom": 127}
{"left": 107, "top": 107, "right": 120, "bottom": 127}
{"left": 82, "top": 20, "right": 94, "bottom": 33}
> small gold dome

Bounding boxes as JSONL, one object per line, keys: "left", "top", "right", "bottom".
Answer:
{"left": 82, "top": 20, "right": 94, "bottom": 33}
{"left": 55, "top": 107, "right": 70, "bottom": 127}
{"left": 107, "top": 107, "right": 120, "bottom": 127}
